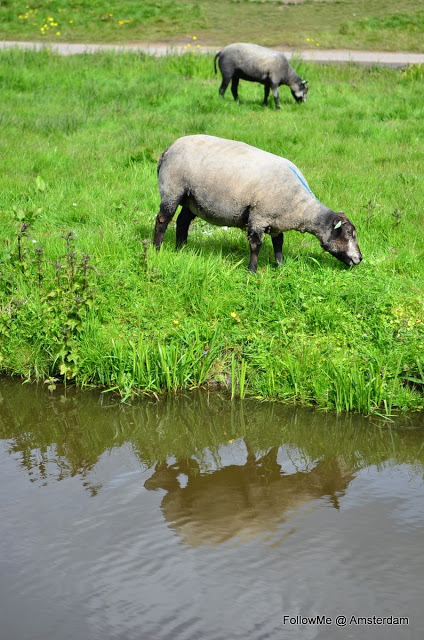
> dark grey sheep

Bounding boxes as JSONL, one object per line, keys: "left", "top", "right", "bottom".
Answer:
{"left": 214, "top": 42, "right": 308, "bottom": 109}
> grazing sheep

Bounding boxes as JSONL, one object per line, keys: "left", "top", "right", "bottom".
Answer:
{"left": 214, "top": 42, "right": 308, "bottom": 109}
{"left": 153, "top": 135, "right": 362, "bottom": 272}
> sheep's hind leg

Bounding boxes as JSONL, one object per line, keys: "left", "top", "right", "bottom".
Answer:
{"left": 231, "top": 77, "right": 240, "bottom": 102}
{"left": 263, "top": 83, "right": 270, "bottom": 107}
{"left": 247, "top": 226, "right": 264, "bottom": 273}
{"left": 176, "top": 207, "right": 196, "bottom": 249}
{"left": 219, "top": 76, "right": 230, "bottom": 97}
{"left": 271, "top": 233, "right": 284, "bottom": 267}
{"left": 153, "top": 203, "right": 177, "bottom": 249}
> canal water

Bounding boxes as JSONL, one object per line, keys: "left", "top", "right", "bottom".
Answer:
{"left": 0, "top": 378, "right": 423, "bottom": 640}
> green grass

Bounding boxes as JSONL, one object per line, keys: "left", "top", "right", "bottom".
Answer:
{"left": 0, "top": 48, "right": 423, "bottom": 413}
{"left": 0, "top": 1, "right": 424, "bottom": 51}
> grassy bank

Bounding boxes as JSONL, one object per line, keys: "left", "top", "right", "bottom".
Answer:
{"left": 0, "top": 48, "right": 423, "bottom": 413}
{"left": 1, "top": 1, "right": 424, "bottom": 52}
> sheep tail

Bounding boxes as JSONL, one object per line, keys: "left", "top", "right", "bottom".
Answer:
{"left": 157, "top": 145, "right": 171, "bottom": 176}
{"left": 213, "top": 51, "right": 221, "bottom": 74}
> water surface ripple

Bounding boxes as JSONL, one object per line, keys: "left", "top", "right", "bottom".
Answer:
{"left": 0, "top": 379, "right": 423, "bottom": 639}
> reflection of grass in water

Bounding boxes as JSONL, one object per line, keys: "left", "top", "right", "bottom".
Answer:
{"left": 0, "top": 50, "right": 423, "bottom": 413}
{"left": 1, "top": 383, "right": 423, "bottom": 491}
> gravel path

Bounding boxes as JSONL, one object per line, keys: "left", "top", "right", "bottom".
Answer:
{"left": 1, "top": 39, "right": 424, "bottom": 67}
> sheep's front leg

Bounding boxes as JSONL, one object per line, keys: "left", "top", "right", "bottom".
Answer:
{"left": 271, "top": 232, "right": 284, "bottom": 266}
{"left": 247, "top": 227, "right": 264, "bottom": 273}
{"left": 271, "top": 84, "right": 280, "bottom": 110}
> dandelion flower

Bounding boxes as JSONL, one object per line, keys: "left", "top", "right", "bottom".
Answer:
{"left": 192, "top": 36, "right": 197, "bottom": 40}
{"left": 173, "top": 319, "right": 180, "bottom": 325}
{"left": 56, "top": 31, "right": 61, "bottom": 35}
{"left": 230, "top": 312, "right": 237, "bottom": 318}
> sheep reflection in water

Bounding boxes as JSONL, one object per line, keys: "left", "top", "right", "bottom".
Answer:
{"left": 144, "top": 443, "right": 354, "bottom": 546}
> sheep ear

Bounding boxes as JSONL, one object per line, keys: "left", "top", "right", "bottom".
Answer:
{"left": 334, "top": 220, "right": 342, "bottom": 230}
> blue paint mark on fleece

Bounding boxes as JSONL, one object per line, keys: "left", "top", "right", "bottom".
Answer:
{"left": 288, "top": 166, "right": 315, "bottom": 196}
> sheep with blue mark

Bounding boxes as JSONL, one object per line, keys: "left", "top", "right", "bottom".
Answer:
{"left": 153, "top": 135, "right": 362, "bottom": 272}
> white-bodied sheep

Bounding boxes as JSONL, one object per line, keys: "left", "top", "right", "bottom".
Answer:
{"left": 154, "top": 135, "right": 362, "bottom": 272}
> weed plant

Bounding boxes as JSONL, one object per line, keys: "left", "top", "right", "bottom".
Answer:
{"left": 0, "top": 1, "right": 423, "bottom": 51}
{"left": 0, "top": 48, "right": 423, "bottom": 413}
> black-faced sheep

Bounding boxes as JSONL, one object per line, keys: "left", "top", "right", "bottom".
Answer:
{"left": 214, "top": 43, "right": 308, "bottom": 109}
{"left": 154, "top": 135, "right": 362, "bottom": 272}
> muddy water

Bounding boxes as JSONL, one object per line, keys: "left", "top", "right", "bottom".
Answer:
{"left": 1, "top": 379, "right": 423, "bottom": 640}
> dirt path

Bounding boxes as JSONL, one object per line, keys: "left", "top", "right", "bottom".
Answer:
{"left": 1, "top": 39, "right": 424, "bottom": 67}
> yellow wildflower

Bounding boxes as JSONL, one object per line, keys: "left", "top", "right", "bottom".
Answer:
{"left": 192, "top": 36, "right": 197, "bottom": 40}
{"left": 173, "top": 319, "right": 180, "bottom": 325}
{"left": 56, "top": 31, "right": 61, "bottom": 35}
